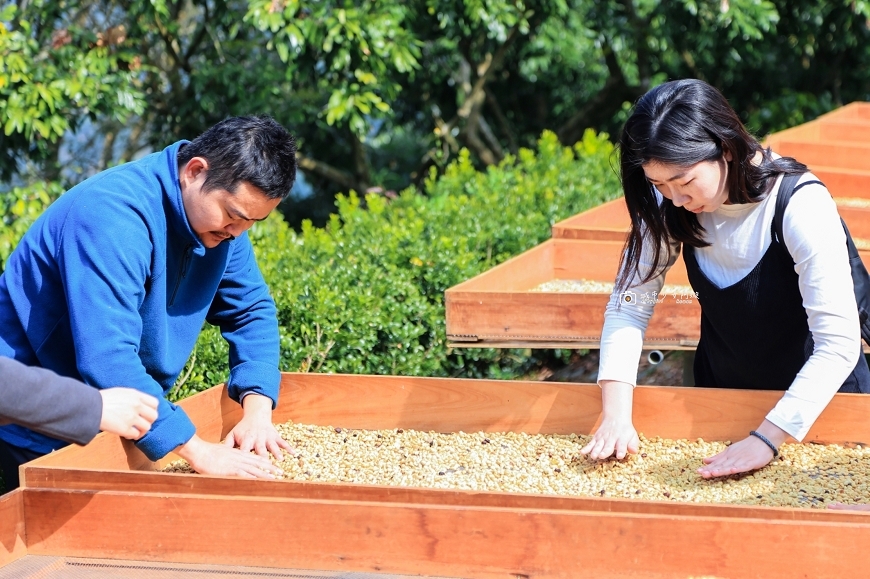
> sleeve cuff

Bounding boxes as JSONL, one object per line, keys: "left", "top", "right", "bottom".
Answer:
{"left": 764, "top": 408, "right": 806, "bottom": 442}
{"left": 597, "top": 325, "right": 645, "bottom": 387}
{"left": 226, "top": 361, "right": 280, "bottom": 408}
{"left": 134, "top": 401, "right": 197, "bottom": 461}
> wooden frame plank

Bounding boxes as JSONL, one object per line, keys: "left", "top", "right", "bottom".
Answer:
{"left": 444, "top": 236, "right": 870, "bottom": 346}
{"left": 21, "top": 487, "right": 870, "bottom": 579}
{"left": 551, "top": 199, "right": 628, "bottom": 241}
{"left": 819, "top": 101, "right": 870, "bottom": 121}
{"left": 816, "top": 119, "right": 870, "bottom": 143}
{"left": 22, "top": 373, "right": 870, "bottom": 505}
{"left": 445, "top": 238, "right": 698, "bottom": 345}
{"left": 764, "top": 117, "right": 870, "bottom": 145}
{"left": 767, "top": 140, "right": 870, "bottom": 171}
{"left": 19, "top": 463, "right": 870, "bottom": 523}
{"left": 0, "top": 489, "right": 26, "bottom": 568}
{"left": 814, "top": 166, "right": 870, "bottom": 199}
{"left": 837, "top": 206, "right": 870, "bottom": 238}
{"left": 553, "top": 193, "right": 870, "bottom": 240}
{"left": 14, "top": 375, "right": 870, "bottom": 576}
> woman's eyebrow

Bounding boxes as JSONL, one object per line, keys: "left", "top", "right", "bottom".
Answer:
{"left": 647, "top": 171, "right": 689, "bottom": 183}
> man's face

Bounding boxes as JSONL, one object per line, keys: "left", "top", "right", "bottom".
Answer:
{"left": 179, "top": 157, "right": 281, "bottom": 248}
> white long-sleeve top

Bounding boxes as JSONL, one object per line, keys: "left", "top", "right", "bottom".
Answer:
{"left": 597, "top": 173, "right": 862, "bottom": 441}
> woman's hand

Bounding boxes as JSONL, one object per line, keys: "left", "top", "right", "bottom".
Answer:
{"left": 580, "top": 380, "right": 639, "bottom": 460}
{"left": 581, "top": 416, "right": 640, "bottom": 459}
{"left": 698, "top": 420, "right": 787, "bottom": 478}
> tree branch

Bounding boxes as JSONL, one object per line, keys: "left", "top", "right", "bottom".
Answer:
{"left": 461, "top": 121, "right": 500, "bottom": 165}
{"left": 101, "top": 128, "right": 117, "bottom": 169}
{"left": 446, "top": 24, "right": 522, "bottom": 165}
{"left": 485, "top": 87, "right": 518, "bottom": 154}
{"left": 122, "top": 115, "right": 148, "bottom": 161}
{"left": 296, "top": 153, "right": 358, "bottom": 192}
{"left": 349, "top": 132, "right": 371, "bottom": 191}
{"left": 477, "top": 116, "right": 504, "bottom": 161}
{"left": 181, "top": 2, "right": 212, "bottom": 69}
{"left": 456, "top": 24, "right": 521, "bottom": 120}
{"left": 618, "top": 0, "right": 652, "bottom": 90}
{"left": 557, "top": 34, "right": 644, "bottom": 145}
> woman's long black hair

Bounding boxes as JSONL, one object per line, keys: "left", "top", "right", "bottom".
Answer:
{"left": 616, "top": 79, "right": 807, "bottom": 291}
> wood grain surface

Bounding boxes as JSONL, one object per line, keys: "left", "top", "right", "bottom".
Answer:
{"left": 0, "top": 489, "right": 26, "bottom": 568}
{"left": 444, "top": 238, "right": 700, "bottom": 344}
{"left": 21, "top": 487, "right": 870, "bottom": 579}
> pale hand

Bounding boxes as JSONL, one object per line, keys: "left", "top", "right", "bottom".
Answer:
{"left": 580, "top": 379, "right": 639, "bottom": 460}
{"left": 580, "top": 417, "right": 640, "bottom": 460}
{"left": 177, "top": 434, "right": 281, "bottom": 479}
{"left": 98, "top": 388, "right": 159, "bottom": 440}
{"left": 222, "top": 393, "right": 295, "bottom": 461}
{"left": 698, "top": 421, "right": 786, "bottom": 478}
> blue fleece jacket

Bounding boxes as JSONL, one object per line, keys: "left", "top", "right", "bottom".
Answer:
{"left": 0, "top": 141, "right": 280, "bottom": 460}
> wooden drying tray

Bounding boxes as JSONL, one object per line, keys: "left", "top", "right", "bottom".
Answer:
{"left": 551, "top": 198, "right": 628, "bottom": 241}
{"left": 812, "top": 101, "right": 870, "bottom": 122}
{"left": 812, "top": 166, "right": 870, "bottom": 200}
{"left": 8, "top": 372, "right": 870, "bottom": 578}
{"left": 444, "top": 235, "right": 870, "bottom": 350}
{"left": 445, "top": 238, "right": 700, "bottom": 349}
{"left": 0, "top": 489, "right": 25, "bottom": 569}
{"left": 765, "top": 113, "right": 870, "bottom": 146}
{"left": 766, "top": 140, "right": 870, "bottom": 173}
{"left": 763, "top": 104, "right": 870, "bottom": 199}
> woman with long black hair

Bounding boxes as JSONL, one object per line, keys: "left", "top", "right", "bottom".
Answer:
{"left": 580, "top": 79, "right": 870, "bottom": 478}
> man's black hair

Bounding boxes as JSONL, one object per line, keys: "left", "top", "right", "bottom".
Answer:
{"left": 178, "top": 116, "right": 298, "bottom": 200}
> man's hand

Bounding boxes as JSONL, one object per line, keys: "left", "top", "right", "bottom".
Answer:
{"left": 222, "top": 393, "right": 295, "bottom": 461}
{"left": 176, "top": 434, "right": 282, "bottom": 479}
{"left": 99, "top": 388, "right": 159, "bottom": 440}
{"left": 697, "top": 420, "right": 787, "bottom": 479}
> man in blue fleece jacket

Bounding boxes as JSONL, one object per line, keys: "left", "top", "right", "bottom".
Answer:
{"left": 0, "top": 116, "right": 296, "bottom": 490}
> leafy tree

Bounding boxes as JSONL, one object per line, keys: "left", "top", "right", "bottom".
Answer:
{"left": 0, "top": 1, "right": 145, "bottom": 181}
{"left": 2, "top": 0, "right": 868, "bottom": 219}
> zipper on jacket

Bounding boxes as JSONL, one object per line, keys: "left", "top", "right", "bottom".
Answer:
{"left": 168, "top": 244, "right": 193, "bottom": 307}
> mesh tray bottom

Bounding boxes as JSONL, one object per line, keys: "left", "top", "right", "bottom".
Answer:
{"left": 0, "top": 556, "right": 463, "bottom": 579}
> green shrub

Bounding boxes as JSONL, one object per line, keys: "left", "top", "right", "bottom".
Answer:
{"left": 0, "top": 181, "right": 64, "bottom": 273}
{"left": 177, "top": 129, "right": 622, "bottom": 395}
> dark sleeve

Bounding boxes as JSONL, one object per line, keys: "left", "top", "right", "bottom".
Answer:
{"left": 0, "top": 356, "right": 102, "bottom": 445}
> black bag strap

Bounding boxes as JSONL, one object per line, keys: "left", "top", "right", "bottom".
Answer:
{"left": 772, "top": 174, "right": 825, "bottom": 245}
{"left": 773, "top": 172, "right": 870, "bottom": 346}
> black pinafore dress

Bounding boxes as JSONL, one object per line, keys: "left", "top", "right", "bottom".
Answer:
{"left": 683, "top": 215, "right": 870, "bottom": 392}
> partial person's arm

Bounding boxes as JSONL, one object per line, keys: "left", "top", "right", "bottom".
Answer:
{"left": 0, "top": 357, "right": 157, "bottom": 444}
{"left": 698, "top": 178, "right": 860, "bottom": 477}
{"left": 206, "top": 231, "right": 293, "bottom": 460}
{"left": 770, "top": 180, "right": 860, "bottom": 438}
{"left": 581, "top": 222, "right": 681, "bottom": 460}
